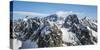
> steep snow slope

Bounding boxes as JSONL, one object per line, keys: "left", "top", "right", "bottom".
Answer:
{"left": 61, "top": 28, "right": 80, "bottom": 46}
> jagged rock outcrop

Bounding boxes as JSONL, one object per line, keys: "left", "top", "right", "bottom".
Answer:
{"left": 80, "top": 17, "right": 97, "bottom": 32}
{"left": 62, "top": 14, "right": 97, "bottom": 45}
{"left": 12, "top": 16, "right": 62, "bottom": 48}
{"left": 63, "top": 14, "right": 79, "bottom": 28}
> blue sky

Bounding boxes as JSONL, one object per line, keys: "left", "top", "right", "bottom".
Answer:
{"left": 10, "top": 1, "right": 97, "bottom": 20}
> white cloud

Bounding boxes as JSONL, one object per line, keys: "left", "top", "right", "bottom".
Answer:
{"left": 12, "top": 11, "right": 49, "bottom": 17}
{"left": 55, "top": 11, "right": 83, "bottom": 18}
{"left": 56, "top": 11, "right": 82, "bottom": 15}
{"left": 12, "top": 11, "right": 84, "bottom": 20}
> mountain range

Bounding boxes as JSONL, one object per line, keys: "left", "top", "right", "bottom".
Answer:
{"left": 10, "top": 11, "right": 97, "bottom": 49}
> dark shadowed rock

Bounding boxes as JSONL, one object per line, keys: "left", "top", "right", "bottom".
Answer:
{"left": 63, "top": 14, "right": 79, "bottom": 28}
{"left": 45, "top": 14, "right": 58, "bottom": 22}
